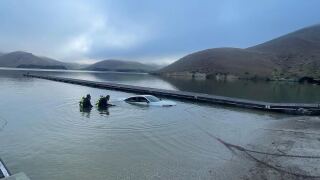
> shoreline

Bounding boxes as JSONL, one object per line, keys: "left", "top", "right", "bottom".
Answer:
{"left": 154, "top": 72, "right": 320, "bottom": 85}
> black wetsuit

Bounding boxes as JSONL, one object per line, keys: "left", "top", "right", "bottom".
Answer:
{"left": 97, "top": 97, "right": 114, "bottom": 109}
{"left": 80, "top": 97, "right": 93, "bottom": 109}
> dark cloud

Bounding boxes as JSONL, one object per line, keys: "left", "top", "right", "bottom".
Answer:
{"left": 0, "top": 0, "right": 319, "bottom": 64}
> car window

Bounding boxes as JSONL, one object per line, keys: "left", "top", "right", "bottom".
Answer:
{"left": 146, "top": 96, "right": 160, "bottom": 102}
{"left": 125, "top": 97, "right": 148, "bottom": 103}
{"left": 137, "top": 97, "right": 148, "bottom": 103}
{"left": 125, "top": 97, "right": 136, "bottom": 102}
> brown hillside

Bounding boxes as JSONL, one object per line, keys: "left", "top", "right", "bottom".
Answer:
{"left": 158, "top": 24, "right": 320, "bottom": 80}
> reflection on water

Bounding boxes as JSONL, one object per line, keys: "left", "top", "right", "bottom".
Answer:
{"left": 80, "top": 107, "right": 92, "bottom": 118}
{"left": 159, "top": 76, "right": 320, "bottom": 103}
{"left": 2, "top": 68, "right": 320, "bottom": 103}
{"left": 97, "top": 107, "right": 110, "bottom": 115}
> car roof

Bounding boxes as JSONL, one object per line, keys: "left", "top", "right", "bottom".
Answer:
{"left": 126, "top": 95, "right": 155, "bottom": 99}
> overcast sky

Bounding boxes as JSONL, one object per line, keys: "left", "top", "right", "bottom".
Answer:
{"left": 0, "top": 0, "right": 319, "bottom": 64}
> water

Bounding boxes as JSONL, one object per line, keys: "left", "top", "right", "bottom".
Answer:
{"left": 0, "top": 68, "right": 317, "bottom": 179}
{"left": 2, "top": 68, "right": 320, "bottom": 103}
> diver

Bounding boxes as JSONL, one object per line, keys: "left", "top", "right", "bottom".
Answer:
{"left": 96, "top": 95, "right": 115, "bottom": 109}
{"left": 80, "top": 94, "right": 93, "bottom": 110}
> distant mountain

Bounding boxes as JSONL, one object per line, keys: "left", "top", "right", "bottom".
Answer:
{"left": 158, "top": 24, "right": 320, "bottom": 80}
{"left": 85, "top": 59, "right": 160, "bottom": 73}
{"left": 0, "top": 51, "right": 159, "bottom": 72}
{"left": 0, "top": 51, "right": 67, "bottom": 69}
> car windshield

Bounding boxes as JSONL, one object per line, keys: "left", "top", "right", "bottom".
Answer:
{"left": 145, "top": 95, "right": 160, "bottom": 102}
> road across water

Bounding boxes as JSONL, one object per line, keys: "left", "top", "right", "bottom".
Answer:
{"left": 24, "top": 74, "right": 320, "bottom": 115}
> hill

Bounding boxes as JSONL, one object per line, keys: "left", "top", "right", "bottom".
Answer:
{"left": 247, "top": 24, "right": 320, "bottom": 78}
{"left": 85, "top": 59, "right": 159, "bottom": 73}
{"left": 0, "top": 52, "right": 156, "bottom": 71}
{"left": 158, "top": 24, "right": 320, "bottom": 80}
{"left": 158, "top": 48, "right": 279, "bottom": 80}
{"left": 0, "top": 51, "right": 67, "bottom": 69}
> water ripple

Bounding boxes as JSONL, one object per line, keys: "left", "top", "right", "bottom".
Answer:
{"left": 43, "top": 98, "right": 180, "bottom": 136}
{"left": 0, "top": 116, "right": 8, "bottom": 132}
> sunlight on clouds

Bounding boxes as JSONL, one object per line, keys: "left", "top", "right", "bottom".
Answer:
{"left": 60, "top": 15, "right": 149, "bottom": 61}
{"left": 0, "top": 0, "right": 151, "bottom": 62}
{"left": 66, "top": 36, "right": 91, "bottom": 53}
{"left": 89, "top": 16, "right": 149, "bottom": 49}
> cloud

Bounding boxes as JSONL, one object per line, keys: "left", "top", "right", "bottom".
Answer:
{"left": 138, "top": 54, "right": 186, "bottom": 65}
{"left": 0, "top": 0, "right": 320, "bottom": 63}
{"left": 0, "top": 0, "right": 151, "bottom": 62}
{"left": 60, "top": 12, "right": 151, "bottom": 61}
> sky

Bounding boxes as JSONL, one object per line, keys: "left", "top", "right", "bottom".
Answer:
{"left": 0, "top": 0, "right": 319, "bottom": 64}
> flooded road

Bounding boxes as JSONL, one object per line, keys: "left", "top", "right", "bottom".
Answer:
{"left": 1, "top": 69, "right": 320, "bottom": 179}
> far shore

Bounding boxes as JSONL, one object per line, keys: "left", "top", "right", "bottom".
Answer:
{"left": 0, "top": 67, "right": 149, "bottom": 75}
{"left": 2, "top": 67, "right": 320, "bottom": 85}
{"left": 155, "top": 71, "right": 320, "bottom": 85}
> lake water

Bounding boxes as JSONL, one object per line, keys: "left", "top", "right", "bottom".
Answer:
{"left": 0, "top": 68, "right": 318, "bottom": 179}
{"left": 3, "top": 68, "right": 320, "bottom": 103}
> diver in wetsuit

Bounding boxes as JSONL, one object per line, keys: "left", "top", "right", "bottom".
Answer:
{"left": 96, "top": 95, "right": 114, "bottom": 109}
{"left": 80, "top": 94, "right": 93, "bottom": 109}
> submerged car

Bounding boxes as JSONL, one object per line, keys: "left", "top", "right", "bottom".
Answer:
{"left": 123, "top": 95, "right": 176, "bottom": 107}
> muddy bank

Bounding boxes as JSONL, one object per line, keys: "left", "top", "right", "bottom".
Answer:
{"left": 212, "top": 116, "right": 320, "bottom": 180}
